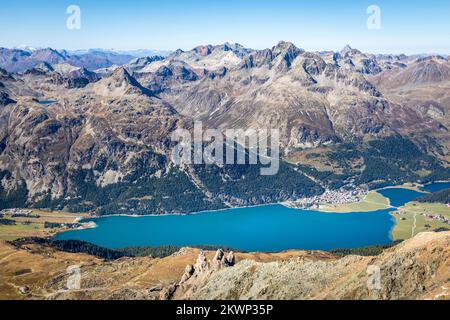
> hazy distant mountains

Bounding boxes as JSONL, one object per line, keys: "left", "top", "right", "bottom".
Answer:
{"left": 0, "top": 41, "right": 449, "bottom": 215}
{"left": 0, "top": 47, "right": 171, "bottom": 73}
{"left": 67, "top": 48, "right": 172, "bottom": 59}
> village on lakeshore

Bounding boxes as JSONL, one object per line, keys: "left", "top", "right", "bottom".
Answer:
{"left": 285, "top": 185, "right": 369, "bottom": 210}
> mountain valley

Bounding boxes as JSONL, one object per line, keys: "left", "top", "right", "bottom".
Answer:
{"left": 0, "top": 42, "right": 449, "bottom": 215}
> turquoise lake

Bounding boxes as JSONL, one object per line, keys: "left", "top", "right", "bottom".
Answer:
{"left": 54, "top": 186, "right": 439, "bottom": 252}
{"left": 423, "top": 182, "right": 450, "bottom": 193}
{"left": 378, "top": 188, "right": 426, "bottom": 207}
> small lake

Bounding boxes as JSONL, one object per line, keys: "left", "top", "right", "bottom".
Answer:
{"left": 422, "top": 182, "right": 450, "bottom": 193}
{"left": 378, "top": 188, "right": 425, "bottom": 207}
{"left": 37, "top": 99, "right": 56, "bottom": 105}
{"left": 55, "top": 187, "right": 429, "bottom": 252}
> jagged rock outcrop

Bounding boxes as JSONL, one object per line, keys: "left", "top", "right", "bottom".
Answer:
{"left": 180, "top": 264, "right": 195, "bottom": 284}
{"left": 169, "top": 232, "right": 450, "bottom": 300}
{"left": 195, "top": 251, "right": 210, "bottom": 273}
{"left": 161, "top": 250, "right": 237, "bottom": 300}
{"left": 212, "top": 249, "right": 235, "bottom": 270}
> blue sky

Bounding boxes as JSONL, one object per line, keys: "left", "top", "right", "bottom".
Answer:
{"left": 0, "top": 0, "right": 449, "bottom": 54}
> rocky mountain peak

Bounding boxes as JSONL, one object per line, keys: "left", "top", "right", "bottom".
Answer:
{"left": 68, "top": 67, "right": 99, "bottom": 81}
{"left": 273, "top": 41, "right": 302, "bottom": 54}
{"left": 130, "top": 55, "right": 164, "bottom": 66}
{"left": 272, "top": 41, "right": 304, "bottom": 70}
{"left": 173, "top": 49, "right": 185, "bottom": 56}
{"left": 24, "top": 62, "right": 55, "bottom": 76}
{"left": 240, "top": 41, "right": 303, "bottom": 70}
{"left": 221, "top": 42, "right": 234, "bottom": 51}
{"left": 415, "top": 55, "right": 447, "bottom": 63}
{"left": 192, "top": 45, "right": 214, "bottom": 56}
{"left": 341, "top": 45, "right": 352, "bottom": 54}
{"left": 93, "top": 67, "right": 151, "bottom": 96}
{"left": 411, "top": 59, "right": 450, "bottom": 83}
{"left": 127, "top": 55, "right": 165, "bottom": 72}
{"left": 166, "top": 49, "right": 185, "bottom": 60}
{"left": 191, "top": 43, "right": 249, "bottom": 57}
{"left": 30, "top": 48, "right": 69, "bottom": 64}
{"left": 52, "top": 63, "right": 80, "bottom": 74}
{"left": 110, "top": 67, "right": 138, "bottom": 84}
{"left": 375, "top": 55, "right": 450, "bottom": 88}
{"left": 35, "top": 62, "right": 55, "bottom": 73}
{"left": 217, "top": 43, "right": 251, "bottom": 57}
{"left": 340, "top": 45, "right": 362, "bottom": 57}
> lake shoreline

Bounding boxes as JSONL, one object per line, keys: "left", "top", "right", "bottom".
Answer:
{"left": 83, "top": 202, "right": 288, "bottom": 221}
{"left": 55, "top": 205, "right": 396, "bottom": 252}
{"left": 77, "top": 182, "right": 447, "bottom": 221}
{"left": 53, "top": 182, "right": 450, "bottom": 251}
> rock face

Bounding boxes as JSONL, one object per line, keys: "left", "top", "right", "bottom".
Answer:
{"left": 66, "top": 67, "right": 100, "bottom": 88}
{"left": 127, "top": 56, "right": 165, "bottom": 72}
{"left": 212, "top": 249, "right": 235, "bottom": 270}
{"left": 18, "top": 286, "right": 30, "bottom": 295}
{"left": 373, "top": 56, "right": 450, "bottom": 88}
{"left": 0, "top": 66, "right": 190, "bottom": 210}
{"left": 169, "top": 232, "right": 450, "bottom": 300}
{"left": 371, "top": 56, "right": 450, "bottom": 146}
{"left": 162, "top": 250, "right": 237, "bottom": 300}
{"left": 180, "top": 264, "right": 195, "bottom": 284}
{"left": 0, "top": 91, "right": 14, "bottom": 106}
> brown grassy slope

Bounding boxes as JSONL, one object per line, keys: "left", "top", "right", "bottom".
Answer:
{"left": 0, "top": 232, "right": 448, "bottom": 300}
{"left": 0, "top": 242, "right": 332, "bottom": 300}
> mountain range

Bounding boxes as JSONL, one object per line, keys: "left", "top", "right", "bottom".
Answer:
{"left": 0, "top": 48, "right": 138, "bottom": 73}
{"left": 0, "top": 41, "right": 449, "bottom": 215}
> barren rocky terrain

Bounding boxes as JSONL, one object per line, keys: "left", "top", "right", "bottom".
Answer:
{"left": 1, "top": 231, "right": 448, "bottom": 300}
{"left": 174, "top": 232, "right": 450, "bottom": 300}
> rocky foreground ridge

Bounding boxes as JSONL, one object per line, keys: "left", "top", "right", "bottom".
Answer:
{"left": 0, "top": 231, "right": 448, "bottom": 300}
{"left": 162, "top": 232, "right": 450, "bottom": 300}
